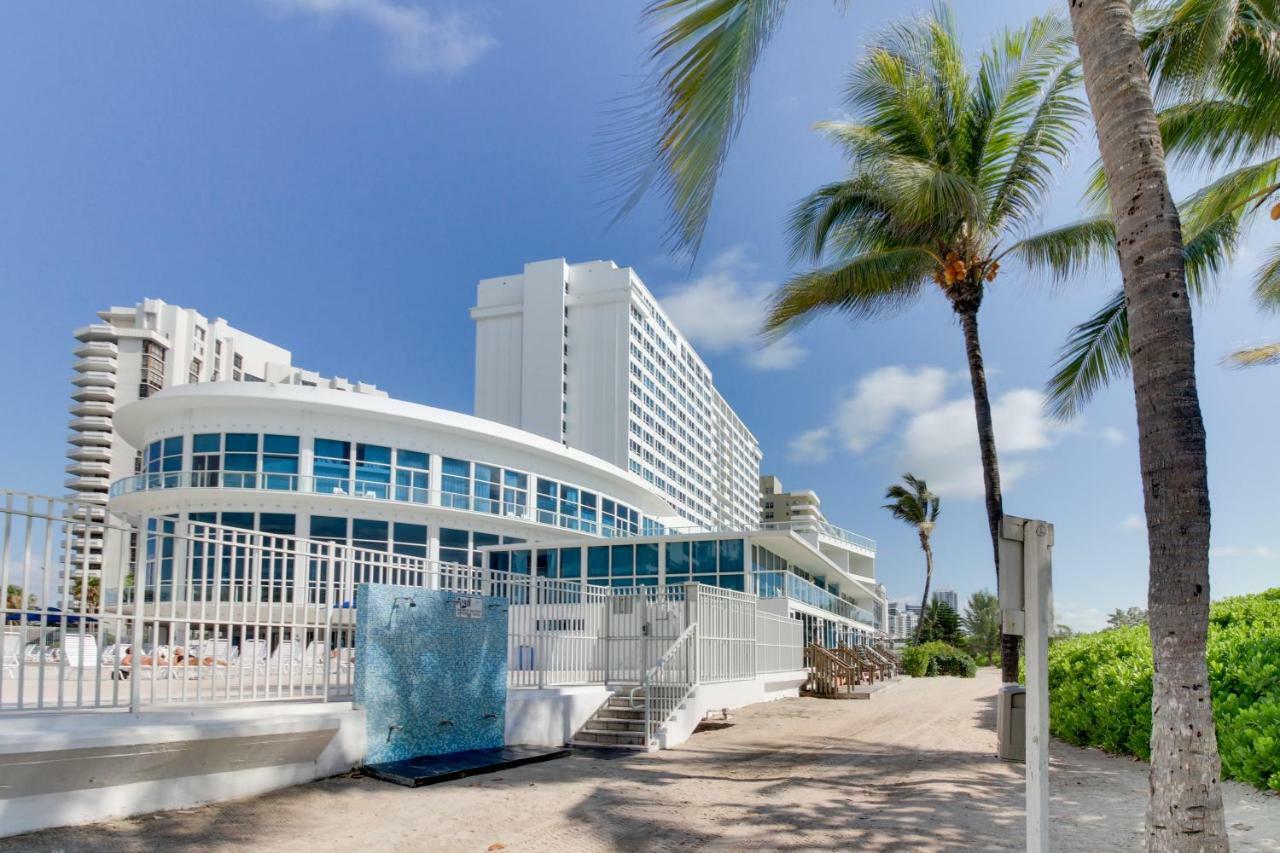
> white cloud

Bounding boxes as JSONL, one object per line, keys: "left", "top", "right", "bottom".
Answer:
{"left": 787, "top": 365, "right": 1069, "bottom": 500}
{"left": 1210, "top": 545, "right": 1275, "bottom": 559}
{"left": 659, "top": 246, "right": 807, "bottom": 371}
{"left": 1055, "top": 602, "right": 1108, "bottom": 633}
{"left": 1120, "top": 513, "right": 1144, "bottom": 531}
{"left": 263, "top": 0, "right": 495, "bottom": 76}
{"left": 833, "top": 366, "right": 949, "bottom": 453}
{"left": 787, "top": 427, "right": 832, "bottom": 464}
{"left": 1099, "top": 427, "right": 1125, "bottom": 445}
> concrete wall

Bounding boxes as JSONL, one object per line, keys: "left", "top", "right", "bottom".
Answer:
{"left": 505, "top": 685, "right": 612, "bottom": 747}
{"left": 0, "top": 703, "right": 364, "bottom": 839}
{"left": 658, "top": 670, "right": 807, "bottom": 750}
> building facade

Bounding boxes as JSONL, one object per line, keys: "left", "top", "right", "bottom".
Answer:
{"left": 759, "top": 475, "right": 825, "bottom": 524}
{"left": 106, "top": 382, "right": 679, "bottom": 596}
{"left": 67, "top": 299, "right": 383, "bottom": 582}
{"left": 471, "top": 259, "right": 761, "bottom": 532}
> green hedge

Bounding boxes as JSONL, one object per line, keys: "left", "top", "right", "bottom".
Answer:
{"left": 902, "top": 641, "right": 977, "bottom": 678}
{"left": 1046, "top": 588, "right": 1280, "bottom": 790}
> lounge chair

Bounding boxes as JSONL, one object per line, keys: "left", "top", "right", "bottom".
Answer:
{"left": 2, "top": 632, "right": 21, "bottom": 679}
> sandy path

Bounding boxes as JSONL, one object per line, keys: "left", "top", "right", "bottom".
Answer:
{"left": 5, "top": 669, "right": 1277, "bottom": 851}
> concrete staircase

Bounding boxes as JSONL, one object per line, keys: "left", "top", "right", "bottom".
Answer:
{"left": 570, "top": 687, "right": 650, "bottom": 749}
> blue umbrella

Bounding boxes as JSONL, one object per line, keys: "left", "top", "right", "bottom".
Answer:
{"left": 4, "top": 607, "right": 96, "bottom": 626}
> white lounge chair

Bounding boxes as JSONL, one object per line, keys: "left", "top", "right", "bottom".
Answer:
{"left": 61, "top": 633, "right": 99, "bottom": 680}
{"left": 2, "top": 632, "right": 22, "bottom": 679}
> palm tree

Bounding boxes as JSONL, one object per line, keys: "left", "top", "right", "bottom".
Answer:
{"left": 612, "top": 0, "right": 1228, "bottom": 839}
{"left": 1048, "top": 0, "right": 1280, "bottom": 417}
{"left": 1068, "top": 0, "right": 1228, "bottom": 846}
{"left": 883, "top": 474, "right": 940, "bottom": 644}
{"left": 1227, "top": 340, "right": 1280, "bottom": 367}
{"left": 763, "top": 9, "right": 1089, "bottom": 683}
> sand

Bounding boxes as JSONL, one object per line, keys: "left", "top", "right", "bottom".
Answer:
{"left": 4, "top": 668, "right": 1277, "bottom": 851}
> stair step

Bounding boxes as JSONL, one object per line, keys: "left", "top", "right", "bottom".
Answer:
{"left": 572, "top": 729, "right": 648, "bottom": 746}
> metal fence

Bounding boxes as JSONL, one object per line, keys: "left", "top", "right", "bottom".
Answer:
{"left": 755, "top": 609, "right": 805, "bottom": 674}
{"left": 2, "top": 491, "right": 805, "bottom": 714}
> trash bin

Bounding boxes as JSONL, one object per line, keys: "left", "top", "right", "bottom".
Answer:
{"left": 997, "top": 684, "right": 1026, "bottom": 762}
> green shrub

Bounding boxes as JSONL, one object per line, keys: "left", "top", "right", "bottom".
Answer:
{"left": 1046, "top": 588, "right": 1280, "bottom": 791}
{"left": 902, "top": 641, "right": 977, "bottom": 678}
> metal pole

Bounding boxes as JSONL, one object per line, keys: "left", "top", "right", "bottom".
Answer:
{"left": 1024, "top": 521, "right": 1052, "bottom": 853}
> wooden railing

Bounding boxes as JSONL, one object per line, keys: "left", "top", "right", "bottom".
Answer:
{"left": 834, "top": 644, "right": 881, "bottom": 683}
{"left": 803, "top": 643, "right": 863, "bottom": 697}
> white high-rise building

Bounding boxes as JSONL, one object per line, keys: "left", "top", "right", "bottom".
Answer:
{"left": 471, "top": 259, "right": 762, "bottom": 530}
{"left": 66, "top": 298, "right": 383, "bottom": 581}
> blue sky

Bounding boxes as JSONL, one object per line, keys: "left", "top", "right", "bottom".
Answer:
{"left": 0, "top": 1, "right": 1275, "bottom": 630}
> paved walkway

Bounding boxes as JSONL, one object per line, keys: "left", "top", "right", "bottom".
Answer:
{"left": 5, "top": 670, "right": 1278, "bottom": 851}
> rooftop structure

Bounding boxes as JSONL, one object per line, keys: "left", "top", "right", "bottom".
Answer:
{"left": 760, "top": 474, "right": 825, "bottom": 524}
{"left": 471, "top": 259, "right": 761, "bottom": 532}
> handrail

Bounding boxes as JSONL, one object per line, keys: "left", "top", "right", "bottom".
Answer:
{"left": 631, "top": 621, "right": 699, "bottom": 749}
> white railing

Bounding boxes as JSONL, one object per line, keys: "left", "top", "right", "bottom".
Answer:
{"left": 756, "top": 610, "right": 804, "bottom": 674}
{"left": 1, "top": 491, "right": 806, "bottom": 714}
{"left": 634, "top": 621, "right": 699, "bottom": 749}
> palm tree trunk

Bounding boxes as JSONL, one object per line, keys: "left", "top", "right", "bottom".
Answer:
{"left": 954, "top": 302, "right": 1017, "bottom": 682}
{"left": 914, "top": 531, "right": 934, "bottom": 644}
{"left": 1068, "top": 1, "right": 1227, "bottom": 848}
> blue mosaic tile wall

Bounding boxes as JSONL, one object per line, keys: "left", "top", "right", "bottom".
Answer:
{"left": 355, "top": 583, "right": 509, "bottom": 765}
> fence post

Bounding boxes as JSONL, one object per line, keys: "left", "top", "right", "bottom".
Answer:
{"left": 533, "top": 571, "right": 545, "bottom": 690}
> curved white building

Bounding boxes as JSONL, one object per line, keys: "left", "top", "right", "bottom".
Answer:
{"left": 108, "top": 382, "right": 680, "bottom": 580}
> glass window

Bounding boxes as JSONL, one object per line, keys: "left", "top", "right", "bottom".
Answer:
{"left": 692, "top": 540, "right": 717, "bottom": 574}
{"left": 559, "top": 548, "right": 582, "bottom": 578}
{"left": 192, "top": 433, "right": 221, "bottom": 487}
{"left": 221, "top": 512, "right": 255, "bottom": 530}
{"left": 259, "top": 513, "right": 296, "bottom": 536}
{"left": 392, "top": 522, "right": 428, "bottom": 558}
{"left": 441, "top": 458, "right": 471, "bottom": 509}
{"left": 665, "top": 541, "right": 689, "bottom": 575}
{"left": 395, "top": 450, "right": 430, "bottom": 504}
{"left": 352, "top": 518, "right": 388, "bottom": 550}
{"left": 718, "top": 539, "right": 744, "bottom": 573}
{"left": 636, "top": 543, "right": 659, "bottom": 576}
{"left": 262, "top": 434, "right": 299, "bottom": 490}
{"left": 535, "top": 549, "right": 558, "bottom": 578}
{"left": 610, "top": 544, "right": 634, "bottom": 577}
{"left": 309, "top": 515, "right": 348, "bottom": 541}
{"left": 354, "top": 443, "right": 391, "bottom": 499}
{"left": 439, "top": 527, "right": 470, "bottom": 564}
{"left": 510, "top": 550, "right": 531, "bottom": 575}
{"left": 587, "top": 546, "right": 609, "bottom": 578}
{"left": 503, "top": 470, "right": 528, "bottom": 519}
{"left": 314, "top": 439, "right": 351, "bottom": 495}
{"left": 473, "top": 464, "right": 501, "bottom": 514}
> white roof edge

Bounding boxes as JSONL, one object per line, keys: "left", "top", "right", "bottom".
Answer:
{"left": 112, "top": 382, "right": 677, "bottom": 517}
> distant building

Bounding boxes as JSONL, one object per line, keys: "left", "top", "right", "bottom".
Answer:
{"left": 759, "top": 475, "right": 824, "bottom": 524}
{"left": 932, "top": 588, "right": 959, "bottom": 613}
{"left": 887, "top": 600, "right": 920, "bottom": 639}
{"left": 66, "top": 298, "right": 382, "bottom": 585}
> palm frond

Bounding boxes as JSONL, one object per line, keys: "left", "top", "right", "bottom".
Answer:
{"left": 985, "top": 58, "right": 1086, "bottom": 231}
{"left": 1179, "top": 156, "right": 1280, "bottom": 235}
{"left": 1002, "top": 216, "right": 1115, "bottom": 285}
{"left": 1042, "top": 204, "right": 1244, "bottom": 418}
{"left": 604, "top": 0, "right": 791, "bottom": 257}
{"left": 762, "top": 247, "right": 934, "bottom": 337}
{"left": 1225, "top": 340, "right": 1280, "bottom": 368}
{"left": 1045, "top": 287, "right": 1129, "bottom": 421}
{"left": 1158, "top": 99, "right": 1280, "bottom": 169}
{"left": 1255, "top": 243, "right": 1280, "bottom": 310}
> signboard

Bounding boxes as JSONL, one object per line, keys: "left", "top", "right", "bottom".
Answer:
{"left": 453, "top": 596, "right": 483, "bottom": 620}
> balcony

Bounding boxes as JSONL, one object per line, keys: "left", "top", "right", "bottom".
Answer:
{"left": 68, "top": 444, "right": 111, "bottom": 463}
{"left": 71, "top": 370, "right": 117, "bottom": 389}
{"left": 66, "top": 459, "right": 112, "bottom": 477}
{"left": 74, "top": 340, "right": 118, "bottom": 359}
{"left": 74, "top": 355, "right": 117, "bottom": 373}
{"left": 67, "top": 429, "right": 112, "bottom": 447}
{"left": 65, "top": 475, "right": 110, "bottom": 492}
{"left": 760, "top": 519, "right": 876, "bottom": 553}
{"left": 69, "top": 399, "right": 115, "bottom": 418}
{"left": 74, "top": 323, "right": 117, "bottom": 343}
{"left": 69, "top": 415, "right": 113, "bottom": 432}
{"left": 109, "top": 471, "right": 649, "bottom": 539}
{"left": 71, "top": 384, "right": 115, "bottom": 403}
{"left": 755, "top": 570, "right": 876, "bottom": 626}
